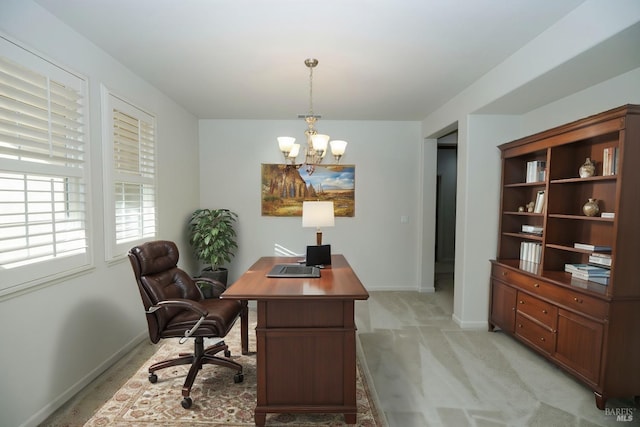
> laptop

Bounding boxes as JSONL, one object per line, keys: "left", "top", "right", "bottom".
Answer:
{"left": 266, "top": 264, "right": 321, "bottom": 278}
{"left": 306, "top": 244, "right": 332, "bottom": 266}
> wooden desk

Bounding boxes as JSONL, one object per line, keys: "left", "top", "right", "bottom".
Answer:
{"left": 221, "top": 255, "right": 369, "bottom": 426}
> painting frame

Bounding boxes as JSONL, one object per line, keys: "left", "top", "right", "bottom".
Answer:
{"left": 261, "top": 163, "right": 355, "bottom": 217}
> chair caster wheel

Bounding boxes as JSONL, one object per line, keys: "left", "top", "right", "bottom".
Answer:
{"left": 225, "top": 349, "right": 231, "bottom": 357}
{"left": 148, "top": 373, "right": 157, "bottom": 383}
{"left": 181, "top": 397, "right": 192, "bottom": 409}
{"left": 234, "top": 372, "right": 244, "bottom": 383}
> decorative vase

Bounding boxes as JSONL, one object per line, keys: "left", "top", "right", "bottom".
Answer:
{"left": 583, "top": 198, "right": 600, "bottom": 217}
{"left": 579, "top": 157, "right": 596, "bottom": 178}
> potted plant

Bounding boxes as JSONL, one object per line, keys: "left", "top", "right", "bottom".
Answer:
{"left": 187, "top": 208, "right": 238, "bottom": 291}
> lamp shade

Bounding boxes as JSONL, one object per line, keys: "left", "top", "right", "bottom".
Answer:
{"left": 288, "top": 143, "right": 300, "bottom": 158}
{"left": 330, "top": 140, "right": 347, "bottom": 156}
{"left": 310, "top": 134, "right": 330, "bottom": 152}
{"left": 302, "top": 201, "right": 335, "bottom": 228}
{"left": 277, "top": 136, "right": 296, "bottom": 152}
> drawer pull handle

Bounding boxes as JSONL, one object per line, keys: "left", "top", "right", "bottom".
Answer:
{"left": 542, "top": 309, "right": 548, "bottom": 314}
{"left": 519, "top": 300, "right": 524, "bottom": 304}
{"left": 534, "top": 283, "right": 540, "bottom": 288}
{"left": 502, "top": 271, "right": 507, "bottom": 276}
{"left": 540, "top": 337, "right": 545, "bottom": 342}
{"left": 574, "top": 297, "right": 583, "bottom": 303}
{"left": 518, "top": 324, "right": 523, "bottom": 328}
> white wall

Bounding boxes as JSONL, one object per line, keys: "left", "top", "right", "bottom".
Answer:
{"left": 198, "top": 120, "right": 423, "bottom": 290}
{"left": 0, "top": 2, "right": 201, "bottom": 427}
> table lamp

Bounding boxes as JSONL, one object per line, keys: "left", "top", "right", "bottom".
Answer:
{"left": 302, "top": 201, "right": 335, "bottom": 245}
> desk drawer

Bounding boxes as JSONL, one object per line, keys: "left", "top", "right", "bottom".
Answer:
{"left": 516, "top": 313, "right": 555, "bottom": 354}
{"left": 517, "top": 292, "right": 557, "bottom": 330}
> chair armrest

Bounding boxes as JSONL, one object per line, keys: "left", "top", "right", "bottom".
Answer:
{"left": 147, "top": 298, "right": 209, "bottom": 317}
{"left": 146, "top": 299, "right": 209, "bottom": 343}
{"left": 193, "top": 277, "right": 226, "bottom": 298}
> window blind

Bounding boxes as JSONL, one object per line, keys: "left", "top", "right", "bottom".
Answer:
{"left": 0, "top": 41, "right": 89, "bottom": 294}
{"left": 104, "top": 92, "right": 156, "bottom": 258}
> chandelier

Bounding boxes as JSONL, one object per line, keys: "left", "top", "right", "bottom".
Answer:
{"left": 278, "top": 58, "right": 347, "bottom": 175}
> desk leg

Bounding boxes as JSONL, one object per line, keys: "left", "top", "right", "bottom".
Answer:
{"left": 344, "top": 412, "right": 356, "bottom": 424}
{"left": 240, "top": 301, "right": 249, "bottom": 355}
{"left": 255, "top": 411, "right": 266, "bottom": 426}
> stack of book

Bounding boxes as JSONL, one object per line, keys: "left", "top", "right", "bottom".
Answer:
{"left": 565, "top": 263, "right": 610, "bottom": 285}
{"left": 602, "top": 146, "right": 619, "bottom": 176}
{"left": 521, "top": 225, "right": 543, "bottom": 235}
{"left": 520, "top": 241, "right": 541, "bottom": 264}
{"left": 526, "top": 160, "right": 546, "bottom": 183}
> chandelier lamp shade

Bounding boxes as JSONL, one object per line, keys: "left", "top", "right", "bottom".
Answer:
{"left": 278, "top": 58, "right": 347, "bottom": 174}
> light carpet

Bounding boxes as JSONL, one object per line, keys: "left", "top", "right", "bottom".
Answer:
{"left": 84, "top": 328, "right": 384, "bottom": 426}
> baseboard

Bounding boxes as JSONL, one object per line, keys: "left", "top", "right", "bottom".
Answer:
{"left": 23, "top": 330, "right": 148, "bottom": 427}
{"left": 452, "top": 313, "right": 488, "bottom": 330}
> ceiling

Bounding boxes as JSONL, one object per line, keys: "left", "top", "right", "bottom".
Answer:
{"left": 34, "top": 0, "right": 592, "bottom": 120}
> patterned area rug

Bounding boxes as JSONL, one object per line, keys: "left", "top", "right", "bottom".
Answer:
{"left": 85, "top": 326, "right": 383, "bottom": 426}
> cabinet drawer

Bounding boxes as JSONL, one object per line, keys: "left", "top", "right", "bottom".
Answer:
{"left": 553, "top": 291, "right": 608, "bottom": 320}
{"left": 492, "top": 263, "right": 608, "bottom": 320}
{"left": 492, "top": 264, "right": 554, "bottom": 296}
{"left": 517, "top": 292, "right": 557, "bottom": 329}
{"left": 515, "top": 313, "right": 555, "bottom": 354}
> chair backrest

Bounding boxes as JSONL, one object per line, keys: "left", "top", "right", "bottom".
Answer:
{"left": 128, "top": 240, "right": 202, "bottom": 342}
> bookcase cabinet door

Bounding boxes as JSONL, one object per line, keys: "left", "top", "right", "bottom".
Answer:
{"left": 490, "top": 281, "right": 516, "bottom": 333}
{"left": 555, "top": 309, "right": 603, "bottom": 388}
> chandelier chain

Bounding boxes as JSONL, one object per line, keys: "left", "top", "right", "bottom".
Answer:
{"left": 308, "top": 64, "right": 314, "bottom": 116}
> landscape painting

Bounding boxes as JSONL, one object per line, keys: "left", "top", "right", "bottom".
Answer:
{"left": 261, "top": 164, "right": 355, "bottom": 217}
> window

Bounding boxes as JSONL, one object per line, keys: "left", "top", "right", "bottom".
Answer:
{"left": 0, "top": 37, "right": 90, "bottom": 296}
{"left": 102, "top": 88, "right": 156, "bottom": 260}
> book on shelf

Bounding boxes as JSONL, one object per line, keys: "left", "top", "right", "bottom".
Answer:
{"left": 564, "top": 263, "right": 610, "bottom": 276}
{"left": 521, "top": 224, "right": 543, "bottom": 234}
{"left": 573, "top": 243, "right": 612, "bottom": 252}
{"left": 526, "top": 160, "right": 546, "bottom": 183}
{"left": 533, "top": 190, "right": 545, "bottom": 213}
{"left": 518, "top": 259, "right": 539, "bottom": 274}
{"left": 565, "top": 263, "right": 610, "bottom": 285}
{"left": 601, "top": 212, "right": 615, "bottom": 219}
{"left": 589, "top": 253, "right": 612, "bottom": 267}
{"left": 602, "top": 146, "right": 619, "bottom": 176}
{"left": 520, "top": 241, "right": 541, "bottom": 264}
{"left": 572, "top": 275, "right": 610, "bottom": 286}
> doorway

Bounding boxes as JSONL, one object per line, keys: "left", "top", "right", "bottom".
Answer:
{"left": 435, "top": 131, "right": 457, "bottom": 281}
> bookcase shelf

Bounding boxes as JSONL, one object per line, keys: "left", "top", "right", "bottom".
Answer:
{"left": 489, "top": 105, "right": 640, "bottom": 410}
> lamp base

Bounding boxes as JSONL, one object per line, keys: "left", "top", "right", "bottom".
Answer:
{"left": 316, "top": 231, "right": 322, "bottom": 246}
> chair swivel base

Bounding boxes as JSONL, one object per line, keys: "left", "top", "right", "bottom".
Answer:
{"left": 147, "top": 336, "right": 243, "bottom": 408}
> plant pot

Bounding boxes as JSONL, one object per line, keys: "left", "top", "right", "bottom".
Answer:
{"left": 199, "top": 267, "right": 228, "bottom": 285}
{"left": 197, "top": 268, "right": 228, "bottom": 298}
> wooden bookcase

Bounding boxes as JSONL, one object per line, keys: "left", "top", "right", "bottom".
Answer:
{"left": 489, "top": 105, "right": 640, "bottom": 409}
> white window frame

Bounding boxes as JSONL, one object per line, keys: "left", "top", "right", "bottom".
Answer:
{"left": 102, "top": 86, "right": 157, "bottom": 261}
{"left": 0, "top": 35, "right": 92, "bottom": 297}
